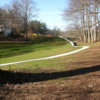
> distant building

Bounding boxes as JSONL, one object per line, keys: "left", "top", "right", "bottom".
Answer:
{"left": 0, "top": 25, "right": 5, "bottom": 33}
{"left": 0, "top": 25, "right": 12, "bottom": 36}
{"left": 4, "top": 28, "right": 12, "bottom": 36}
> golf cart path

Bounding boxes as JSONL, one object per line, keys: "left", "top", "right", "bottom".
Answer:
{"left": 0, "top": 37, "right": 89, "bottom": 66}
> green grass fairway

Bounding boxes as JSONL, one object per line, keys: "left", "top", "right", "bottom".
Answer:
{"left": 0, "top": 37, "right": 79, "bottom": 64}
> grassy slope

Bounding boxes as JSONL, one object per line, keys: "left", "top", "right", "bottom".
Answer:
{"left": 0, "top": 41, "right": 100, "bottom": 100}
{"left": 1, "top": 41, "right": 100, "bottom": 72}
{"left": 0, "top": 37, "right": 100, "bottom": 100}
{"left": 0, "top": 37, "right": 79, "bottom": 64}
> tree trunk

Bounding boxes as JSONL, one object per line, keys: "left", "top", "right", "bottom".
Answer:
{"left": 93, "top": 0, "right": 97, "bottom": 42}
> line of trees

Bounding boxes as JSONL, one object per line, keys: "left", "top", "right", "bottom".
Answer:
{"left": 0, "top": 0, "right": 60, "bottom": 39}
{"left": 0, "top": 0, "right": 37, "bottom": 39}
{"left": 64, "top": 0, "right": 100, "bottom": 43}
{"left": 29, "top": 20, "right": 48, "bottom": 35}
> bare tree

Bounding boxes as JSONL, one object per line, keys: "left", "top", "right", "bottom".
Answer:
{"left": 64, "top": 0, "right": 100, "bottom": 43}
{"left": 12, "top": 0, "right": 37, "bottom": 39}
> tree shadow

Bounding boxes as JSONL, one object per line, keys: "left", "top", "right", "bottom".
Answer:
{"left": 0, "top": 65, "right": 100, "bottom": 84}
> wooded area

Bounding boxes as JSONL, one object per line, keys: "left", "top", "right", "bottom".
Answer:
{"left": 64, "top": 0, "right": 100, "bottom": 43}
{"left": 0, "top": 0, "right": 37, "bottom": 39}
{"left": 0, "top": 0, "right": 60, "bottom": 40}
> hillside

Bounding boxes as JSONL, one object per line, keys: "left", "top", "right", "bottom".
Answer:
{"left": 0, "top": 40, "right": 100, "bottom": 100}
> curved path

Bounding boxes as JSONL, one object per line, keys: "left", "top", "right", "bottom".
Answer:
{"left": 0, "top": 37, "right": 89, "bottom": 66}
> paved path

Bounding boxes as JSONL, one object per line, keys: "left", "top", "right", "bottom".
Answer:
{"left": 0, "top": 37, "right": 89, "bottom": 66}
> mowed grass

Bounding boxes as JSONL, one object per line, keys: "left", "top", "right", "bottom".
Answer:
{"left": 0, "top": 37, "right": 80, "bottom": 64}
{"left": 1, "top": 41, "right": 99, "bottom": 72}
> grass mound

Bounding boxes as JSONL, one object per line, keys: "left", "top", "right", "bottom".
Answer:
{"left": 0, "top": 37, "right": 79, "bottom": 64}
{"left": 0, "top": 37, "right": 66, "bottom": 58}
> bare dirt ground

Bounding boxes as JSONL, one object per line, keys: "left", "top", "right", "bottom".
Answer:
{"left": 0, "top": 43, "right": 100, "bottom": 100}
